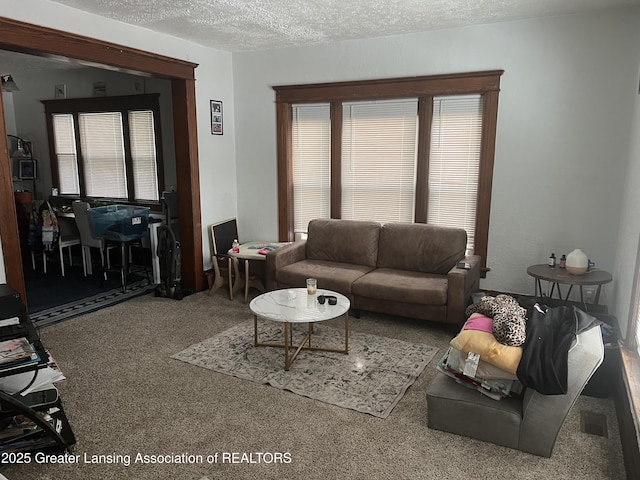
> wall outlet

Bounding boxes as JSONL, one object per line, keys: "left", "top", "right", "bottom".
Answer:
{"left": 583, "top": 286, "right": 596, "bottom": 304}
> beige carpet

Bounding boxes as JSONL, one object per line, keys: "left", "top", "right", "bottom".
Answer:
{"left": 172, "top": 321, "right": 438, "bottom": 418}
{"left": 1, "top": 290, "right": 626, "bottom": 480}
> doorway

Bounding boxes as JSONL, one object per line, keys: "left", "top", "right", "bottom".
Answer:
{"left": 0, "top": 17, "right": 204, "bottom": 308}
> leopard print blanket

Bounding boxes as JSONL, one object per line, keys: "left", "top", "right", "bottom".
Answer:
{"left": 465, "top": 294, "right": 527, "bottom": 347}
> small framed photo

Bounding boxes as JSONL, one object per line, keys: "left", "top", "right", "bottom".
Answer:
{"left": 93, "top": 81, "right": 106, "bottom": 97}
{"left": 211, "top": 100, "right": 223, "bottom": 135}
{"left": 19, "top": 159, "right": 36, "bottom": 180}
{"left": 134, "top": 79, "right": 145, "bottom": 93}
{"left": 54, "top": 84, "right": 66, "bottom": 99}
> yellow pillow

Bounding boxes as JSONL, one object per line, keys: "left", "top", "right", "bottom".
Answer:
{"left": 450, "top": 330, "right": 522, "bottom": 374}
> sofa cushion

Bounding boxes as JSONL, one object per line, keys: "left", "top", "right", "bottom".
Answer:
{"left": 306, "top": 219, "right": 380, "bottom": 268}
{"left": 377, "top": 222, "right": 466, "bottom": 274}
{"left": 351, "top": 268, "right": 448, "bottom": 305}
{"left": 276, "top": 259, "right": 374, "bottom": 295}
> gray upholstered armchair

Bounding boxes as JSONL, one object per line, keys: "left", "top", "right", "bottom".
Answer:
{"left": 426, "top": 324, "right": 604, "bottom": 457}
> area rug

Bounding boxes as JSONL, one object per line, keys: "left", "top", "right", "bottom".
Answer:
{"left": 171, "top": 320, "right": 438, "bottom": 418}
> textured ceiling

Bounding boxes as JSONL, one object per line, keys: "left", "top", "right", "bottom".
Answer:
{"left": 1, "top": 0, "right": 639, "bottom": 74}
{"left": 50, "top": 0, "right": 640, "bottom": 52}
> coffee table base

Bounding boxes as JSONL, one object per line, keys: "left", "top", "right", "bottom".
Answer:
{"left": 253, "top": 314, "right": 349, "bottom": 371}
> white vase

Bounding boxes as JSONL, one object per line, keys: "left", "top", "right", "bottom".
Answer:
{"left": 565, "top": 248, "right": 588, "bottom": 275}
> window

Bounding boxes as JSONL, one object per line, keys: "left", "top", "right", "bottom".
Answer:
{"left": 78, "top": 111, "right": 127, "bottom": 198}
{"left": 428, "top": 95, "right": 483, "bottom": 253}
{"left": 129, "top": 110, "right": 159, "bottom": 202}
{"left": 292, "top": 104, "right": 331, "bottom": 238}
{"left": 51, "top": 114, "right": 80, "bottom": 195}
{"left": 627, "top": 234, "right": 640, "bottom": 356}
{"left": 43, "top": 94, "right": 164, "bottom": 203}
{"left": 341, "top": 99, "right": 418, "bottom": 224}
{"left": 275, "top": 71, "right": 502, "bottom": 272}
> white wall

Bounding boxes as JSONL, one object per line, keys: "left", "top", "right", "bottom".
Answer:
{"left": 0, "top": 0, "right": 238, "bottom": 280}
{"left": 2, "top": 93, "right": 16, "bottom": 138}
{"left": 233, "top": 8, "right": 640, "bottom": 307}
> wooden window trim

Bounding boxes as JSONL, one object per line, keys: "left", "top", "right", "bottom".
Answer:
{"left": 276, "top": 103, "right": 293, "bottom": 241}
{"left": 274, "top": 70, "right": 503, "bottom": 103}
{"left": 414, "top": 97, "right": 432, "bottom": 223}
{"left": 330, "top": 102, "right": 342, "bottom": 218}
{"left": 274, "top": 70, "right": 503, "bottom": 274}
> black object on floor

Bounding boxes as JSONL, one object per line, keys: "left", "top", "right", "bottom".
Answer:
{"left": 154, "top": 225, "right": 183, "bottom": 300}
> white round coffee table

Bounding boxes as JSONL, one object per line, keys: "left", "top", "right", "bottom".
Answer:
{"left": 249, "top": 288, "right": 350, "bottom": 370}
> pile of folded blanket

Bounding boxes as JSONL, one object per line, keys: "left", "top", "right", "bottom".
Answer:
{"left": 437, "top": 293, "right": 603, "bottom": 398}
{"left": 437, "top": 294, "right": 527, "bottom": 400}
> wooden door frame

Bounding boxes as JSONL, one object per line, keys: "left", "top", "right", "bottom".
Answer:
{"left": 0, "top": 17, "right": 204, "bottom": 304}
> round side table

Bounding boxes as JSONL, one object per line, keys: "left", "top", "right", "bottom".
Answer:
{"left": 526, "top": 264, "right": 612, "bottom": 309}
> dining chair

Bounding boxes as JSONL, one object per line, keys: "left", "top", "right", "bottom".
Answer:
{"left": 72, "top": 201, "right": 113, "bottom": 276}
{"left": 28, "top": 201, "right": 79, "bottom": 276}
{"left": 43, "top": 211, "right": 81, "bottom": 276}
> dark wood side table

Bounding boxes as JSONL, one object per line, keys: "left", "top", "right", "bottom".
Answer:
{"left": 526, "top": 264, "right": 612, "bottom": 309}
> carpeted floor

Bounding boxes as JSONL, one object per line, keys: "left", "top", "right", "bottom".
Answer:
{"left": 2, "top": 290, "right": 627, "bottom": 480}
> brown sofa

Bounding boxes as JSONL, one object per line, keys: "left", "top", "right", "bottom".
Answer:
{"left": 265, "top": 219, "right": 480, "bottom": 324}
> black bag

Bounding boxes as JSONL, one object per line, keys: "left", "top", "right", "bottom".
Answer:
{"left": 516, "top": 304, "right": 598, "bottom": 395}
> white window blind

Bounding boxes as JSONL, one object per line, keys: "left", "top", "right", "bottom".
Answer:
{"left": 428, "top": 94, "right": 483, "bottom": 253}
{"left": 341, "top": 99, "right": 418, "bottom": 224}
{"left": 129, "top": 110, "right": 159, "bottom": 201}
{"left": 292, "top": 104, "right": 331, "bottom": 236}
{"left": 52, "top": 114, "right": 80, "bottom": 195}
{"left": 78, "top": 112, "right": 127, "bottom": 199}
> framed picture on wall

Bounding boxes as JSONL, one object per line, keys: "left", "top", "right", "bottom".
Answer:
{"left": 19, "top": 159, "right": 36, "bottom": 180}
{"left": 93, "top": 81, "right": 107, "bottom": 97}
{"left": 211, "top": 100, "right": 223, "bottom": 135}
{"left": 54, "top": 84, "right": 66, "bottom": 99}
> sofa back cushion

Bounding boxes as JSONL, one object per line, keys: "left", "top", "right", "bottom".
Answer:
{"left": 306, "top": 219, "right": 380, "bottom": 267}
{"left": 377, "top": 223, "right": 466, "bottom": 274}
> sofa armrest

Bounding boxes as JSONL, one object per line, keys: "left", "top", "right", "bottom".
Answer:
{"left": 265, "top": 241, "right": 307, "bottom": 291}
{"left": 446, "top": 255, "right": 481, "bottom": 324}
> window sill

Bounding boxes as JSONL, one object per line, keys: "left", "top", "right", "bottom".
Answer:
{"left": 620, "top": 347, "right": 640, "bottom": 428}
{"left": 618, "top": 346, "right": 640, "bottom": 478}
